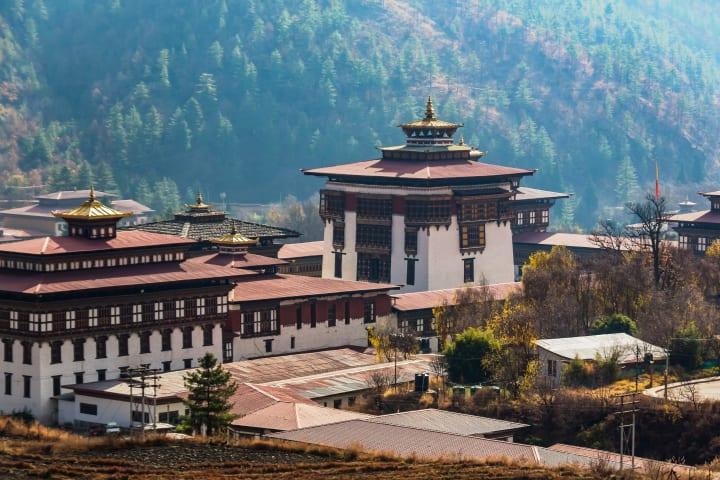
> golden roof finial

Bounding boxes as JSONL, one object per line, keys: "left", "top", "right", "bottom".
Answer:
{"left": 196, "top": 191, "right": 204, "bottom": 206}
{"left": 425, "top": 95, "right": 436, "bottom": 120}
{"left": 52, "top": 186, "right": 132, "bottom": 221}
{"left": 458, "top": 135, "right": 465, "bottom": 146}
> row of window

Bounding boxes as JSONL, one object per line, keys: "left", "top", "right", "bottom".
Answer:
{"left": 242, "top": 300, "right": 378, "bottom": 337}
{"left": 0, "top": 296, "right": 227, "bottom": 333}
{"left": 2, "top": 326, "right": 215, "bottom": 365}
{"left": 0, "top": 251, "right": 185, "bottom": 273}
{"left": 356, "top": 224, "right": 392, "bottom": 251}
{"left": 4, "top": 359, "right": 200, "bottom": 400}
{"left": 679, "top": 235, "right": 708, "bottom": 252}
{"left": 515, "top": 209, "right": 549, "bottom": 226}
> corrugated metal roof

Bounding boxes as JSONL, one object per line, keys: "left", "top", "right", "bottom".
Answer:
{"left": 669, "top": 209, "right": 720, "bottom": 224}
{"left": 270, "top": 420, "right": 538, "bottom": 461}
{"left": 231, "top": 274, "right": 397, "bottom": 302}
{"left": 65, "top": 348, "right": 378, "bottom": 401}
{"left": 232, "top": 402, "right": 368, "bottom": 431}
{"left": 392, "top": 283, "right": 521, "bottom": 312}
{"left": 367, "top": 409, "right": 528, "bottom": 436}
{"left": 548, "top": 444, "right": 694, "bottom": 474}
{"left": 535, "top": 333, "right": 666, "bottom": 364}
{"left": 511, "top": 187, "right": 570, "bottom": 202}
{"left": 277, "top": 241, "right": 324, "bottom": 259}
{"left": 263, "top": 357, "right": 433, "bottom": 399}
{"left": 513, "top": 231, "right": 603, "bottom": 249}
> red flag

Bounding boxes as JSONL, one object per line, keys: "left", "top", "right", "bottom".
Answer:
{"left": 655, "top": 161, "right": 660, "bottom": 200}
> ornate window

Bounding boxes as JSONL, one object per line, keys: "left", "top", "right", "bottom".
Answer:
{"left": 9, "top": 311, "right": 18, "bottom": 330}
{"left": 405, "top": 228, "right": 418, "bottom": 255}
{"left": 363, "top": 300, "right": 376, "bottom": 324}
{"left": 328, "top": 303, "right": 337, "bottom": 328}
{"left": 132, "top": 305, "right": 142, "bottom": 323}
{"left": 405, "top": 198, "right": 451, "bottom": 225}
{"left": 319, "top": 190, "right": 345, "bottom": 220}
{"left": 196, "top": 298, "right": 206, "bottom": 316}
{"left": 110, "top": 306, "right": 120, "bottom": 325}
{"left": 217, "top": 296, "right": 228, "bottom": 314}
{"left": 356, "top": 224, "right": 391, "bottom": 251}
{"left": 542, "top": 209, "right": 549, "bottom": 223}
{"left": 459, "top": 200, "right": 498, "bottom": 222}
{"left": 65, "top": 311, "right": 76, "bottom": 330}
{"left": 357, "top": 254, "right": 391, "bottom": 283}
{"left": 463, "top": 258, "right": 475, "bottom": 283}
{"left": 698, "top": 237, "right": 708, "bottom": 252}
{"left": 154, "top": 302, "right": 164, "bottom": 321}
{"left": 241, "top": 309, "right": 278, "bottom": 337}
{"left": 529, "top": 211, "right": 536, "bottom": 224}
{"left": 460, "top": 224, "right": 486, "bottom": 250}
{"left": 357, "top": 196, "right": 392, "bottom": 220}
{"left": 516, "top": 211, "right": 524, "bottom": 225}
{"left": 88, "top": 308, "right": 98, "bottom": 327}
{"left": 332, "top": 222, "right": 345, "bottom": 248}
{"left": 679, "top": 236, "right": 688, "bottom": 249}
{"left": 175, "top": 300, "right": 185, "bottom": 318}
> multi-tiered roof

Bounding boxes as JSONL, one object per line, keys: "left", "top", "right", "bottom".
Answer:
{"left": 303, "top": 96, "right": 533, "bottom": 187}
{"left": 125, "top": 193, "right": 299, "bottom": 244}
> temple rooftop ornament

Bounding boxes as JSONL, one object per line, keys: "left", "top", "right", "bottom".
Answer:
{"left": 397, "top": 96, "right": 464, "bottom": 147}
{"left": 211, "top": 225, "right": 258, "bottom": 256}
{"left": 187, "top": 192, "right": 211, "bottom": 212}
{"left": 52, "top": 186, "right": 132, "bottom": 239}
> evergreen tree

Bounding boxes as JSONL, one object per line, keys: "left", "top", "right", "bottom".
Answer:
{"left": 134, "top": 178, "right": 153, "bottom": 207}
{"left": 182, "top": 353, "right": 238, "bottom": 436}
{"left": 615, "top": 155, "right": 640, "bottom": 205}
{"left": 157, "top": 48, "right": 170, "bottom": 87}
{"left": 95, "top": 161, "right": 118, "bottom": 194}
{"left": 75, "top": 160, "right": 93, "bottom": 189}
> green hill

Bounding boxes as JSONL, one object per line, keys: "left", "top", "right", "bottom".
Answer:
{"left": 1, "top": 0, "right": 718, "bottom": 227}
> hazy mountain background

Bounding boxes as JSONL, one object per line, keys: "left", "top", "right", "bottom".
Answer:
{"left": 1, "top": 0, "right": 718, "bottom": 228}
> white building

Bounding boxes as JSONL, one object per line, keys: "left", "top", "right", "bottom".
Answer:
{"left": 305, "top": 97, "right": 539, "bottom": 293}
{"left": 536, "top": 333, "right": 667, "bottom": 387}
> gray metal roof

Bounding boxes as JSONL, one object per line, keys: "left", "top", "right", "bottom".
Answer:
{"left": 269, "top": 420, "right": 597, "bottom": 467}
{"left": 535, "top": 333, "right": 666, "bottom": 364}
{"left": 367, "top": 408, "right": 528, "bottom": 436}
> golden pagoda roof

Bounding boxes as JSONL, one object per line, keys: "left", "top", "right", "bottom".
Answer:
{"left": 52, "top": 187, "right": 132, "bottom": 221}
{"left": 211, "top": 225, "right": 258, "bottom": 247}
{"left": 186, "top": 192, "right": 211, "bottom": 211}
{"left": 398, "top": 96, "right": 463, "bottom": 129}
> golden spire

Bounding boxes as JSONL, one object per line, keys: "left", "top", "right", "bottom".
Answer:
{"left": 424, "top": 95, "right": 436, "bottom": 120}
{"left": 52, "top": 187, "right": 131, "bottom": 221}
{"left": 187, "top": 191, "right": 210, "bottom": 211}
{"left": 458, "top": 135, "right": 465, "bottom": 146}
{"left": 211, "top": 224, "right": 258, "bottom": 248}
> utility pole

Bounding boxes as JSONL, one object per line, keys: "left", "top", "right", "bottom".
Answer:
{"left": 615, "top": 391, "right": 639, "bottom": 471}
{"left": 128, "top": 366, "right": 162, "bottom": 438}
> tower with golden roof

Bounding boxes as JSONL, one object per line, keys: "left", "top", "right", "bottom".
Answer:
{"left": 52, "top": 186, "right": 132, "bottom": 239}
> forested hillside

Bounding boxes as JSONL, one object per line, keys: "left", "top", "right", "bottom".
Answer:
{"left": 0, "top": 0, "right": 718, "bottom": 227}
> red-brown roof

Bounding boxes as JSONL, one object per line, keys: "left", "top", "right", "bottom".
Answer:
{"left": 392, "top": 283, "right": 521, "bottom": 312}
{"left": 277, "top": 241, "right": 324, "bottom": 259}
{"left": 303, "top": 159, "right": 533, "bottom": 184}
{"left": 227, "top": 383, "right": 316, "bottom": 417}
{"left": 0, "top": 261, "right": 252, "bottom": 295}
{"left": 669, "top": 209, "right": 720, "bottom": 224}
{"left": 232, "top": 274, "right": 397, "bottom": 302}
{"left": 188, "top": 252, "right": 286, "bottom": 269}
{"left": 0, "top": 231, "right": 196, "bottom": 256}
{"left": 231, "top": 401, "right": 368, "bottom": 432}
{"left": 513, "top": 231, "right": 602, "bottom": 249}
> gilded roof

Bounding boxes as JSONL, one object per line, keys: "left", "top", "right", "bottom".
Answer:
{"left": 398, "top": 96, "right": 463, "bottom": 129}
{"left": 211, "top": 225, "right": 258, "bottom": 247}
{"left": 52, "top": 187, "right": 132, "bottom": 221}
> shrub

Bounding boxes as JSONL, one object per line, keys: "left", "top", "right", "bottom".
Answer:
{"left": 443, "top": 327, "right": 499, "bottom": 384}
{"left": 671, "top": 323, "right": 704, "bottom": 371}
{"left": 562, "top": 356, "right": 594, "bottom": 387}
{"left": 589, "top": 313, "right": 638, "bottom": 336}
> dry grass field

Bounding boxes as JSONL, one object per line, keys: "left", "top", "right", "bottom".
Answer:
{"left": 0, "top": 417, "right": 701, "bottom": 479}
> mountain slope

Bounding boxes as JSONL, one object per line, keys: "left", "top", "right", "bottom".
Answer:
{"left": 0, "top": 0, "right": 718, "bottom": 227}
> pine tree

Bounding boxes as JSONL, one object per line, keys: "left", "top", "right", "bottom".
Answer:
{"left": 208, "top": 41, "right": 223, "bottom": 68}
{"left": 75, "top": 160, "right": 93, "bottom": 190}
{"left": 95, "top": 161, "right": 118, "bottom": 194}
{"left": 158, "top": 48, "right": 170, "bottom": 87}
{"left": 134, "top": 178, "right": 153, "bottom": 207}
{"left": 182, "top": 353, "right": 238, "bottom": 436}
{"left": 615, "top": 155, "right": 640, "bottom": 205}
